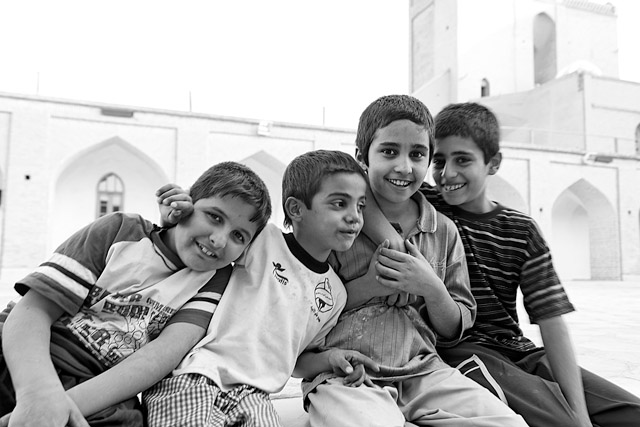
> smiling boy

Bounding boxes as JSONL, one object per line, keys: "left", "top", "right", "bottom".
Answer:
{"left": 141, "top": 150, "right": 378, "bottom": 427}
{"left": 300, "top": 95, "right": 526, "bottom": 427}
{"left": 365, "top": 102, "right": 640, "bottom": 426}
{"left": 0, "top": 161, "right": 271, "bottom": 427}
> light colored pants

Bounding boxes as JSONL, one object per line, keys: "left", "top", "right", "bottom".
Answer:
{"left": 307, "top": 367, "right": 528, "bottom": 427}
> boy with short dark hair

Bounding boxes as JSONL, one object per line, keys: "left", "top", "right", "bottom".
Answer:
{"left": 0, "top": 161, "right": 272, "bottom": 427}
{"left": 142, "top": 150, "right": 377, "bottom": 427}
{"left": 365, "top": 102, "right": 640, "bottom": 426}
{"left": 300, "top": 95, "right": 526, "bottom": 426}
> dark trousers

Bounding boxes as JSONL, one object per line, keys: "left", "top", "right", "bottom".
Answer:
{"left": 0, "top": 350, "right": 144, "bottom": 427}
{"left": 439, "top": 341, "right": 640, "bottom": 427}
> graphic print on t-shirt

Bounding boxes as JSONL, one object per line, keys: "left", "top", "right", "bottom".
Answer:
{"left": 314, "top": 278, "right": 334, "bottom": 313}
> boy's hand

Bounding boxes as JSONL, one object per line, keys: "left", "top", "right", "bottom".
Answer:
{"left": 1, "top": 390, "right": 89, "bottom": 427}
{"left": 385, "top": 291, "right": 418, "bottom": 307}
{"left": 327, "top": 349, "right": 379, "bottom": 387}
{"left": 375, "top": 239, "right": 439, "bottom": 296}
{"left": 156, "top": 184, "right": 194, "bottom": 226}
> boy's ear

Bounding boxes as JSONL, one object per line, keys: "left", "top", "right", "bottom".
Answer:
{"left": 284, "top": 197, "right": 305, "bottom": 223}
{"left": 355, "top": 148, "right": 367, "bottom": 171}
{"left": 488, "top": 152, "right": 502, "bottom": 175}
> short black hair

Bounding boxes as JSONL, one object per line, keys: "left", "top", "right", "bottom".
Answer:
{"left": 355, "top": 94, "right": 434, "bottom": 165}
{"left": 281, "top": 150, "right": 366, "bottom": 228}
{"left": 435, "top": 102, "right": 500, "bottom": 163}
{"left": 189, "top": 161, "right": 271, "bottom": 234}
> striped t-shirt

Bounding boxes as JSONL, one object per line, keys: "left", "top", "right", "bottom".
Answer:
{"left": 422, "top": 185, "right": 574, "bottom": 353}
{"left": 14, "top": 212, "right": 231, "bottom": 369}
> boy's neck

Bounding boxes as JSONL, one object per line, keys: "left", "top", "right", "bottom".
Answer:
{"left": 291, "top": 227, "right": 331, "bottom": 263}
{"left": 377, "top": 194, "right": 419, "bottom": 235}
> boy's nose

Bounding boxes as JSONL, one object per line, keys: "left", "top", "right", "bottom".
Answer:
{"left": 393, "top": 158, "right": 412, "bottom": 174}
{"left": 209, "top": 230, "right": 227, "bottom": 249}
{"left": 439, "top": 164, "right": 456, "bottom": 179}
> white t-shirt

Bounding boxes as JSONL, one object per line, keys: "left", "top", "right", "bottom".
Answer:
{"left": 172, "top": 223, "right": 347, "bottom": 393}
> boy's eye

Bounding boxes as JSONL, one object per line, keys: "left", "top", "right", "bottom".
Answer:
{"left": 358, "top": 202, "right": 366, "bottom": 211}
{"left": 332, "top": 200, "right": 346, "bottom": 208}
{"left": 233, "top": 231, "right": 245, "bottom": 243}
{"left": 431, "top": 158, "right": 444, "bottom": 168}
{"left": 380, "top": 148, "right": 397, "bottom": 156}
{"left": 207, "top": 212, "right": 222, "bottom": 223}
{"left": 411, "top": 151, "right": 427, "bottom": 159}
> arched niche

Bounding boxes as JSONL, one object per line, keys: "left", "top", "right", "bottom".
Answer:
{"left": 551, "top": 179, "right": 620, "bottom": 280}
{"left": 487, "top": 174, "right": 529, "bottom": 214}
{"left": 533, "top": 13, "right": 557, "bottom": 86}
{"left": 50, "top": 136, "right": 169, "bottom": 251}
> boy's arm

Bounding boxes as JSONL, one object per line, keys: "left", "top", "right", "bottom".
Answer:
{"left": 539, "top": 316, "right": 592, "bottom": 427}
{"left": 376, "top": 240, "right": 464, "bottom": 339}
{"left": 2, "top": 290, "right": 88, "bottom": 427}
{"left": 362, "top": 186, "right": 404, "bottom": 251}
{"left": 156, "top": 183, "right": 194, "bottom": 226}
{"left": 66, "top": 321, "right": 205, "bottom": 417}
{"left": 293, "top": 349, "right": 379, "bottom": 387}
{"left": 343, "top": 241, "right": 401, "bottom": 310}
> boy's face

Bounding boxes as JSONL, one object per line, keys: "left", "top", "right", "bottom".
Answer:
{"left": 362, "top": 119, "right": 430, "bottom": 208}
{"left": 295, "top": 172, "right": 367, "bottom": 261}
{"left": 171, "top": 195, "right": 259, "bottom": 271}
{"left": 431, "top": 135, "right": 496, "bottom": 214}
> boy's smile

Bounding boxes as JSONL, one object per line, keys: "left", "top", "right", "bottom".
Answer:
{"left": 294, "top": 172, "right": 367, "bottom": 261}
{"left": 166, "top": 195, "right": 259, "bottom": 271}
{"left": 362, "top": 119, "right": 430, "bottom": 211}
{"left": 431, "top": 135, "right": 498, "bottom": 214}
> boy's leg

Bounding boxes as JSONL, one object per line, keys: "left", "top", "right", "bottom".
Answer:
{"left": 143, "top": 373, "right": 282, "bottom": 427}
{"left": 397, "top": 367, "right": 527, "bottom": 426}
{"left": 523, "top": 354, "right": 640, "bottom": 427}
{"left": 440, "top": 342, "right": 582, "bottom": 427}
{"left": 306, "top": 377, "right": 405, "bottom": 427}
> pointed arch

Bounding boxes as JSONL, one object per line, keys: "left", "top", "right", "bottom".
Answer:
{"left": 533, "top": 13, "right": 557, "bottom": 85}
{"left": 50, "top": 136, "right": 169, "bottom": 251}
{"left": 487, "top": 175, "right": 528, "bottom": 214}
{"left": 551, "top": 179, "right": 620, "bottom": 280}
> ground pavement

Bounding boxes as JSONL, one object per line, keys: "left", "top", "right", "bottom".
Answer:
{"left": 1, "top": 278, "right": 639, "bottom": 426}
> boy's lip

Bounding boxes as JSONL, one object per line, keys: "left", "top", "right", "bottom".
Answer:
{"left": 442, "top": 183, "right": 466, "bottom": 192}
{"left": 196, "top": 241, "right": 218, "bottom": 258}
{"left": 386, "top": 178, "right": 413, "bottom": 188}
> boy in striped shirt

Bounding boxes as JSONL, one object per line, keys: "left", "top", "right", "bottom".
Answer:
{"left": 0, "top": 161, "right": 271, "bottom": 427}
{"left": 364, "top": 102, "right": 640, "bottom": 426}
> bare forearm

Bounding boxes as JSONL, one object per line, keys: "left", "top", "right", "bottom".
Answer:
{"left": 345, "top": 274, "right": 396, "bottom": 310}
{"left": 293, "top": 350, "right": 332, "bottom": 379}
{"left": 362, "top": 188, "right": 404, "bottom": 251}
{"left": 539, "top": 317, "right": 591, "bottom": 425}
{"left": 420, "top": 285, "right": 462, "bottom": 339}
{"left": 3, "top": 293, "right": 64, "bottom": 397}
{"left": 67, "top": 322, "right": 205, "bottom": 417}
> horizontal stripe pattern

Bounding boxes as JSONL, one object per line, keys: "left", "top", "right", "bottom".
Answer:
{"left": 426, "top": 189, "right": 574, "bottom": 352}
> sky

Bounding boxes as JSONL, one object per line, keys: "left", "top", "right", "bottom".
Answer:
{"left": 0, "top": 0, "right": 638, "bottom": 129}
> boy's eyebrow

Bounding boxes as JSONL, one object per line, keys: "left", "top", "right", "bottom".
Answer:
{"left": 327, "top": 191, "right": 366, "bottom": 200}
{"left": 378, "top": 141, "right": 428, "bottom": 150}
{"left": 204, "top": 205, "right": 254, "bottom": 238}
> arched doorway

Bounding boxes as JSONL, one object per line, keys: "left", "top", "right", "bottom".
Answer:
{"left": 551, "top": 179, "right": 620, "bottom": 280}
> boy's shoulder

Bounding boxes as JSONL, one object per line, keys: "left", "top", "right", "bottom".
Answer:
{"left": 412, "top": 191, "right": 458, "bottom": 236}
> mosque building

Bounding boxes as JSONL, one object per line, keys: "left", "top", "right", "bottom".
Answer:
{"left": 0, "top": 0, "right": 638, "bottom": 290}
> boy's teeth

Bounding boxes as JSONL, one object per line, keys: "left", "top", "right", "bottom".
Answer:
{"left": 197, "top": 242, "right": 214, "bottom": 257}
{"left": 389, "top": 179, "right": 410, "bottom": 187}
{"left": 445, "top": 183, "right": 465, "bottom": 191}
